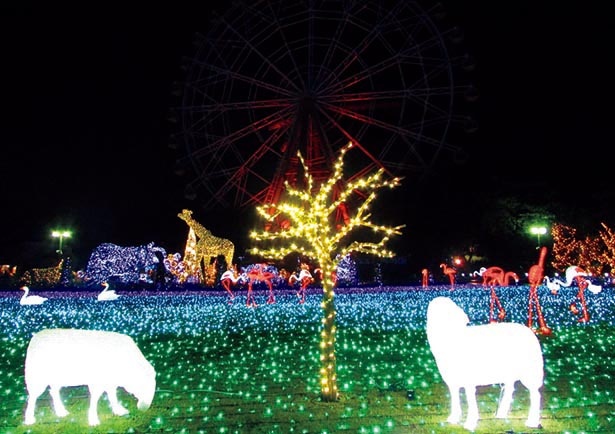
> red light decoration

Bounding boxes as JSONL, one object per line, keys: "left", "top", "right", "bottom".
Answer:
{"left": 421, "top": 268, "right": 429, "bottom": 288}
{"left": 439, "top": 263, "right": 457, "bottom": 288}
{"left": 244, "top": 263, "right": 277, "bottom": 307}
{"left": 476, "top": 266, "right": 519, "bottom": 323}
{"left": 527, "top": 247, "right": 552, "bottom": 336}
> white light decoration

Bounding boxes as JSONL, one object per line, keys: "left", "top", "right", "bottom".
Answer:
{"left": 24, "top": 328, "right": 156, "bottom": 426}
{"left": 426, "top": 296, "right": 544, "bottom": 431}
{"left": 83, "top": 242, "right": 167, "bottom": 285}
{"left": 97, "top": 281, "right": 121, "bottom": 301}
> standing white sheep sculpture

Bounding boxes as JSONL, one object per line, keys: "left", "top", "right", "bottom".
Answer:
{"left": 426, "top": 296, "right": 544, "bottom": 431}
{"left": 24, "top": 328, "right": 156, "bottom": 426}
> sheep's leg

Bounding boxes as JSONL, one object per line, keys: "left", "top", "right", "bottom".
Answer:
{"left": 24, "top": 384, "right": 46, "bottom": 425}
{"left": 446, "top": 385, "right": 462, "bottom": 424}
{"left": 107, "top": 387, "right": 129, "bottom": 416}
{"left": 463, "top": 385, "right": 479, "bottom": 431}
{"left": 496, "top": 382, "right": 514, "bottom": 418}
{"left": 49, "top": 386, "right": 69, "bottom": 418}
{"left": 87, "top": 385, "right": 103, "bottom": 426}
{"left": 525, "top": 387, "right": 542, "bottom": 428}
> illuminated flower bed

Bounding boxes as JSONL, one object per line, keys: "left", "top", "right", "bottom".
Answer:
{"left": 0, "top": 285, "right": 614, "bottom": 433}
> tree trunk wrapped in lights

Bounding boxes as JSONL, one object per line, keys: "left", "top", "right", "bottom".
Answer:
{"left": 250, "top": 142, "right": 404, "bottom": 402}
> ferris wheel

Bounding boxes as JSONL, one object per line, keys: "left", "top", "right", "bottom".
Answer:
{"left": 171, "top": 0, "right": 476, "bottom": 220}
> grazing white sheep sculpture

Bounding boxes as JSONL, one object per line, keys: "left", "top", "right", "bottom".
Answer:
{"left": 426, "top": 296, "right": 544, "bottom": 431}
{"left": 24, "top": 328, "right": 156, "bottom": 426}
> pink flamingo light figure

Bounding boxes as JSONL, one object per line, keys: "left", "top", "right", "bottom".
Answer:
{"left": 480, "top": 266, "right": 519, "bottom": 287}
{"left": 245, "top": 263, "right": 276, "bottom": 307}
{"left": 421, "top": 268, "right": 429, "bottom": 288}
{"left": 527, "top": 247, "right": 552, "bottom": 335}
{"left": 478, "top": 266, "right": 520, "bottom": 323}
{"left": 440, "top": 263, "right": 457, "bottom": 288}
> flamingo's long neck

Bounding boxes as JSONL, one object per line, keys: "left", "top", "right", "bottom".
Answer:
{"left": 537, "top": 247, "right": 547, "bottom": 269}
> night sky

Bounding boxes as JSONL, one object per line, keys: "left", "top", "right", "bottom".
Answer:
{"left": 1, "top": 1, "right": 613, "bottom": 271}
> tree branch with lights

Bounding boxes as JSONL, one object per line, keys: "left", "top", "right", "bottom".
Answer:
{"left": 249, "top": 141, "right": 404, "bottom": 402}
{"left": 551, "top": 221, "right": 615, "bottom": 275}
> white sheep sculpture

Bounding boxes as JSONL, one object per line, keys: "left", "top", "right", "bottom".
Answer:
{"left": 24, "top": 328, "right": 156, "bottom": 426}
{"left": 426, "top": 296, "right": 544, "bottom": 431}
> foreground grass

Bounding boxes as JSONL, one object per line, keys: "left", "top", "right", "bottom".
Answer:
{"left": 0, "top": 285, "right": 613, "bottom": 433}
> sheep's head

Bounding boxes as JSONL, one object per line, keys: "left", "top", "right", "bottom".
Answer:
{"left": 427, "top": 297, "right": 469, "bottom": 328}
{"left": 124, "top": 361, "right": 156, "bottom": 411}
{"left": 426, "top": 297, "right": 470, "bottom": 351}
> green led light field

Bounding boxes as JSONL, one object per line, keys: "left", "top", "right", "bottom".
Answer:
{"left": 0, "top": 285, "right": 613, "bottom": 433}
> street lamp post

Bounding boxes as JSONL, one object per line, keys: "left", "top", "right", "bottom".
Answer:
{"left": 530, "top": 226, "right": 547, "bottom": 248}
{"left": 52, "top": 230, "right": 72, "bottom": 255}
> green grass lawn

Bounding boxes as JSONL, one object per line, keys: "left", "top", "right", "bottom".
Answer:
{"left": 0, "top": 285, "right": 613, "bottom": 433}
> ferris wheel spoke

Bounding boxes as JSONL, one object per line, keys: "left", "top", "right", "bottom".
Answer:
{"left": 265, "top": 5, "right": 307, "bottom": 91}
{"left": 315, "top": 2, "right": 408, "bottom": 92}
{"left": 188, "top": 106, "right": 293, "bottom": 164}
{"left": 313, "top": 14, "right": 352, "bottom": 88}
{"left": 205, "top": 127, "right": 290, "bottom": 206}
{"left": 231, "top": 167, "right": 277, "bottom": 209}
{"left": 320, "top": 54, "right": 404, "bottom": 97}
{"left": 218, "top": 15, "right": 301, "bottom": 94}
{"left": 202, "top": 63, "right": 297, "bottom": 98}
{"left": 320, "top": 101, "right": 462, "bottom": 170}
{"left": 182, "top": 98, "right": 292, "bottom": 116}
{"left": 316, "top": 107, "right": 391, "bottom": 174}
{"left": 321, "top": 100, "right": 436, "bottom": 149}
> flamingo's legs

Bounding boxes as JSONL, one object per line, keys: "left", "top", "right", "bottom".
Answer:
{"left": 296, "top": 277, "right": 311, "bottom": 304}
{"left": 246, "top": 282, "right": 257, "bottom": 307}
{"left": 527, "top": 284, "right": 551, "bottom": 335}
{"left": 221, "top": 279, "right": 235, "bottom": 303}
{"left": 489, "top": 286, "right": 506, "bottom": 322}
{"left": 266, "top": 279, "right": 275, "bottom": 304}
{"left": 572, "top": 278, "right": 590, "bottom": 322}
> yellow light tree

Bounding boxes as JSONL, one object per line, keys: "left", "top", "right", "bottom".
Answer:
{"left": 249, "top": 141, "right": 404, "bottom": 402}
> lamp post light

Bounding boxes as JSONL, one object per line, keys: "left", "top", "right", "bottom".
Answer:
{"left": 530, "top": 226, "right": 547, "bottom": 248}
{"left": 51, "top": 230, "right": 72, "bottom": 255}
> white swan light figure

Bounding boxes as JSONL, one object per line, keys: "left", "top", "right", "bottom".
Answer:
{"left": 587, "top": 282, "right": 602, "bottom": 295}
{"left": 97, "top": 282, "right": 120, "bottom": 301}
{"left": 560, "top": 266, "right": 587, "bottom": 287}
{"left": 20, "top": 286, "right": 48, "bottom": 305}
{"left": 559, "top": 266, "right": 602, "bottom": 294}
{"left": 543, "top": 276, "right": 562, "bottom": 294}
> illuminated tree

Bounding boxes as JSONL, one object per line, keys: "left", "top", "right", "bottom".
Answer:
{"left": 578, "top": 235, "right": 604, "bottom": 274}
{"left": 550, "top": 223, "right": 580, "bottom": 272}
{"left": 598, "top": 222, "right": 615, "bottom": 272}
{"left": 250, "top": 142, "right": 404, "bottom": 402}
{"left": 551, "top": 222, "right": 609, "bottom": 275}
